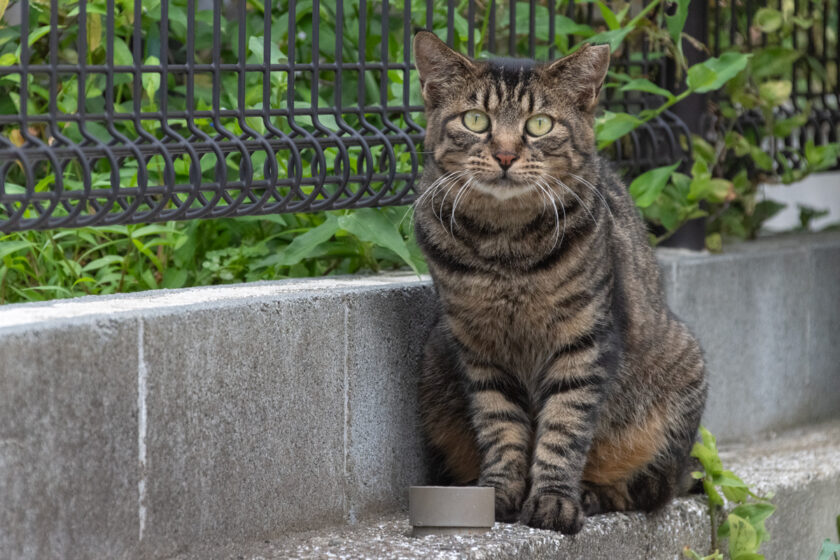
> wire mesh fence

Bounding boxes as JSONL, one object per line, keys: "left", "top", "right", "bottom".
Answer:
{"left": 0, "top": 0, "right": 837, "bottom": 232}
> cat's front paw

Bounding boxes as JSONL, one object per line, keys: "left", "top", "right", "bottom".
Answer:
{"left": 480, "top": 478, "right": 525, "bottom": 522}
{"left": 520, "top": 492, "right": 585, "bottom": 534}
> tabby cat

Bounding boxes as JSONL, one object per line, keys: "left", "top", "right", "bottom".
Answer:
{"left": 412, "top": 31, "right": 708, "bottom": 534}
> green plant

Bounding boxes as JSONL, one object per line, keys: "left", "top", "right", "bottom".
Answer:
{"left": 1, "top": 0, "right": 836, "bottom": 304}
{"left": 818, "top": 516, "right": 840, "bottom": 560}
{"left": 683, "top": 426, "right": 776, "bottom": 560}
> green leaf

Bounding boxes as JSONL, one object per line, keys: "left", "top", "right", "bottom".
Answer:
{"left": 619, "top": 79, "right": 676, "bottom": 100}
{"left": 758, "top": 80, "right": 792, "bottom": 107}
{"left": 754, "top": 8, "right": 783, "bottom": 32}
{"left": 337, "top": 208, "right": 419, "bottom": 275}
{"left": 773, "top": 113, "right": 809, "bottom": 137}
{"left": 687, "top": 53, "right": 751, "bottom": 93}
{"left": 818, "top": 539, "right": 840, "bottom": 560}
{"left": 805, "top": 141, "right": 840, "bottom": 171}
{"left": 728, "top": 514, "right": 759, "bottom": 557}
{"left": 143, "top": 56, "right": 161, "bottom": 102}
{"left": 595, "top": 111, "right": 642, "bottom": 148}
{"left": 750, "top": 47, "right": 801, "bottom": 79}
{"left": 596, "top": 1, "right": 620, "bottom": 30}
{"left": 585, "top": 27, "right": 633, "bottom": 53}
{"left": 112, "top": 37, "right": 134, "bottom": 66}
{"left": 82, "top": 255, "right": 124, "bottom": 272}
{"left": 629, "top": 162, "right": 681, "bottom": 208}
{"left": 254, "top": 214, "right": 340, "bottom": 268}
{"left": 665, "top": 0, "right": 690, "bottom": 58}
{"left": 0, "top": 240, "right": 32, "bottom": 260}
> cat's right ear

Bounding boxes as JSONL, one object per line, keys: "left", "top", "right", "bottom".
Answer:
{"left": 413, "top": 31, "right": 476, "bottom": 106}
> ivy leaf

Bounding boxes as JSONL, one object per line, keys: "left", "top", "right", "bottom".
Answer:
{"left": 629, "top": 162, "right": 680, "bottom": 208}
{"left": 687, "top": 52, "right": 751, "bottom": 93}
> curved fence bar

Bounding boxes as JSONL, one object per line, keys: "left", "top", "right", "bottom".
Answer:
{"left": 0, "top": 0, "right": 837, "bottom": 232}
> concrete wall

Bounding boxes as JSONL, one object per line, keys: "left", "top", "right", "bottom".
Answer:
{"left": 1, "top": 233, "right": 838, "bottom": 558}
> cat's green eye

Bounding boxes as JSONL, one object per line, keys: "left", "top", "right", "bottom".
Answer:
{"left": 525, "top": 114, "right": 553, "bottom": 137}
{"left": 463, "top": 110, "right": 490, "bottom": 133}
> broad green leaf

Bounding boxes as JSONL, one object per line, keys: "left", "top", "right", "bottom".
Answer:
{"left": 689, "top": 177, "right": 731, "bottom": 203}
{"left": 629, "top": 162, "right": 680, "bottom": 208}
{"left": 0, "top": 0, "right": 8, "bottom": 22}
{"left": 27, "top": 26, "right": 51, "bottom": 47}
{"left": 620, "top": 79, "right": 675, "bottom": 100}
{"left": 254, "top": 214, "right": 340, "bottom": 268}
{"left": 596, "top": 1, "right": 620, "bottom": 30}
{"left": 758, "top": 80, "right": 792, "bottom": 107}
{"left": 805, "top": 141, "right": 840, "bottom": 171}
{"left": 554, "top": 15, "right": 594, "bottom": 37}
{"left": 773, "top": 113, "right": 808, "bottom": 137}
{"left": 687, "top": 53, "right": 751, "bottom": 93}
{"left": 0, "top": 52, "right": 15, "bottom": 66}
{"left": 728, "top": 514, "right": 759, "bottom": 557}
{"left": 337, "top": 208, "right": 419, "bottom": 274}
{"left": 818, "top": 539, "right": 840, "bottom": 560}
{"left": 0, "top": 240, "right": 32, "bottom": 260}
{"left": 750, "top": 47, "right": 801, "bottom": 79}
{"left": 82, "top": 255, "right": 124, "bottom": 272}
{"left": 585, "top": 27, "right": 633, "bottom": 53}
{"left": 754, "top": 8, "right": 783, "bottom": 32}
{"left": 112, "top": 37, "right": 134, "bottom": 66}
{"left": 595, "top": 111, "right": 642, "bottom": 147}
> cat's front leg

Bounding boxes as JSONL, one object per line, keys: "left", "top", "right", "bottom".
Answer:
{"left": 520, "top": 347, "right": 609, "bottom": 534}
{"left": 463, "top": 358, "right": 532, "bottom": 522}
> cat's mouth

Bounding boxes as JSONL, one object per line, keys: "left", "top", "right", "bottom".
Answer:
{"left": 472, "top": 179, "right": 535, "bottom": 200}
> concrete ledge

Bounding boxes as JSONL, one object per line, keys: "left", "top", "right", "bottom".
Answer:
{"left": 173, "top": 421, "right": 840, "bottom": 560}
{"left": 1, "top": 233, "right": 839, "bottom": 558}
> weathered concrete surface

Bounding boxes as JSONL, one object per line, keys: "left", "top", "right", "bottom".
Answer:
{"left": 173, "top": 420, "right": 840, "bottom": 560}
{"left": 173, "top": 500, "right": 713, "bottom": 560}
{"left": 657, "top": 232, "right": 840, "bottom": 441}
{"left": 0, "top": 321, "right": 139, "bottom": 559}
{"left": 1, "top": 233, "right": 839, "bottom": 559}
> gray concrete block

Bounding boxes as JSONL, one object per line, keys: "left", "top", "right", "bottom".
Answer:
{"left": 0, "top": 321, "right": 139, "bottom": 560}
{"left": 807, "top": 243, "right": 840, "bottom": 425}
{"left": 139, "top": 299, "right": 348, "bottom": 558}
{"left": 667, "top": 247, "right": 813, "bottom": 441}
{"left": 344, "top": 283, "right": 438, "bottom": 520}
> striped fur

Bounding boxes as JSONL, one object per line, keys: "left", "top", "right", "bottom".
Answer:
{"left": 413, "top": 32, "right": 708, "bottom": 534}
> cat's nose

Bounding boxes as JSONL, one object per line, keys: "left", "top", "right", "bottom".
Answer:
{"left": 494, "top": 151, "right": 518, "bottom": 170}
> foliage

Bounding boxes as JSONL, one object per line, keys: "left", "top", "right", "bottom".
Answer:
{"left": 683, "top": 426, "right": 776, "bottom": 560}
{"left": 819, "top": 517, "right": 840, "bottom": 560}
{"left": 0, "top": 0, "right": 837, "bottom": 303}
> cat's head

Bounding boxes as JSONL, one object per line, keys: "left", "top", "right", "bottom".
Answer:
{"left": 413, "top": 31, "right": 609, "bottom": 200}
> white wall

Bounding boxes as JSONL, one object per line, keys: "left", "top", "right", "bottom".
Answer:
{"left": 761, "top": 171, "right": 840, "bottom": 231}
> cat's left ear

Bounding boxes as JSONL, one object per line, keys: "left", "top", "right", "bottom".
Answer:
{"left": 544, "top": 43, "right": 611, "bottom": 112}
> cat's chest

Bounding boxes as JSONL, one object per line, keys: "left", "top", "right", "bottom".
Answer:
{"left": 440, "top": 277, "right": 557, "bottom": 362}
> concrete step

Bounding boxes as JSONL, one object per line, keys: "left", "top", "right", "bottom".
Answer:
{"left": 173, "top": 420, "right": 840, "bottom": 560}
{"left": 1, "top": 232, "right": 839, "bottom": 558}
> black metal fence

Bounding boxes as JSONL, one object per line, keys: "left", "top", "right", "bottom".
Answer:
{"left": 0, "top": 0, "right": 837, "bottom": 232}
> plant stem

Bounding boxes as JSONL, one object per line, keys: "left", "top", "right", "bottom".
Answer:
{"left": 709, "top": 502, "right": 718, "bottom": 554}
